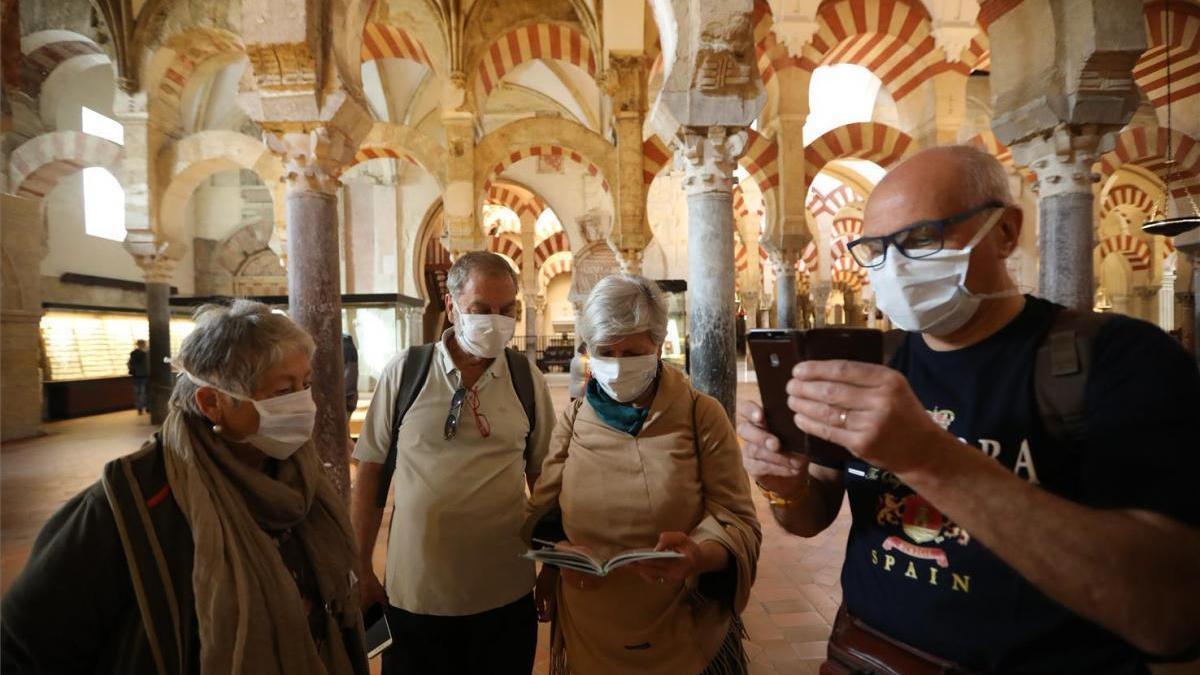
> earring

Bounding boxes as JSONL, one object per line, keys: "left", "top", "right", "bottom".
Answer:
{"left": 213, "top": 424, "right": 223, "bottom": 434}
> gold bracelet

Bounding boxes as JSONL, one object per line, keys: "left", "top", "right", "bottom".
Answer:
{"left": 756, "top": 480, "right": 807, "bottom": 508}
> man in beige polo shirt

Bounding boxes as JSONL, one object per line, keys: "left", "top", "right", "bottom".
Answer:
{"left": 351, "top": 252, "right": 555, "bottom": 675}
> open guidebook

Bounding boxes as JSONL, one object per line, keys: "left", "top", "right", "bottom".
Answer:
{"left": 522, "top": 539, "right": 684, "bottom": 577}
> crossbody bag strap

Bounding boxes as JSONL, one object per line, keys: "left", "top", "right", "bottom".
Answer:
{"left": 102, "top": 456, "right": 183, "bottom": 675}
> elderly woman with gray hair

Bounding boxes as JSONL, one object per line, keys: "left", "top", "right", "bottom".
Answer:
{"left": 524, "top": 274, "right": 761, "bottom": 675}
{"left": 2, "top": 300, "right": 368, "bottom": 675}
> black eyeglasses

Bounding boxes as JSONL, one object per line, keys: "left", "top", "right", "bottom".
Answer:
{"left": 846, "top": 200, "right": 1005, "bottom": 269}
{"left": 444, "top": 387, "right": 467, "bottom": 440}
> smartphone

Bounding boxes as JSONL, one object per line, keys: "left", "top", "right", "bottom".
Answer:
{"left": 747, "top": 328, "right": 883, "bottom": 464}
{"left": 363, "top": 602, "right": 393, "bottom": 659}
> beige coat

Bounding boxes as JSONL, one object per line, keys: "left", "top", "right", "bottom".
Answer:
{"left": 524, "top": 365, "right": 761, "bottom": 675}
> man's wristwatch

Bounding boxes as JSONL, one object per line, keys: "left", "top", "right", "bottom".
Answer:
{"left": 756, "top": 480, "right": 807, "bottom": 508}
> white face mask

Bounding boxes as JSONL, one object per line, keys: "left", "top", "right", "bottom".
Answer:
{"left": 589, "top": 354, "right": 660, "bottom": 403}
{"left": 867, "top": 209, "right": 1019, "bottom": 336}
{"left": 186, "top": 373, "right": 316, "bottom": 460}
{"left": 453, "top": 303, "right": 517, "bottom": 359}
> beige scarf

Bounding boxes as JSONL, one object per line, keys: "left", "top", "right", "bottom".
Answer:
{"left": 162, "top": 411, "right": 365, "bottom": 675}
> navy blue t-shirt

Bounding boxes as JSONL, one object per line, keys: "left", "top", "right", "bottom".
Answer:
{"left": 816, "top": 296, "right": 1200, "bottom": 672}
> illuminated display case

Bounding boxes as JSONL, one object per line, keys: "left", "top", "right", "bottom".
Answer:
{"left": 40, "top": 309, "right": 195, "bottom": 382}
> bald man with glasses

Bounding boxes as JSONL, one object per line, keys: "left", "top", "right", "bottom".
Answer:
{"left": 738, "top": 146, "right": 1200, "bottom": 673}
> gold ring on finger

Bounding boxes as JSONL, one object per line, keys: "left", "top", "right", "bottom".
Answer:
{"left": 837, "top": 409, "right": 848, "bottom": 428}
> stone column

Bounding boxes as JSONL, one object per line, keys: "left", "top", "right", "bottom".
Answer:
{"left": 741, "top": 291, "right": 760, "bottom": 331}
{"left": 988, "top": 0, "right": 1143, "bottom": 311}
{"left": 1010, "top": 126, "right": 1110, "bottom": 312}
{"left": 607, "top": 54, "right": 653, "bottom": 273}
{"left": 812, "top": 282, "right": 832, "bottom": 328}
{"left": 442, "top": 103, "right": 482, "bottom": 255}
{"left": 265, "top": 130, "right": 353, "bottom": 496}
{"left": 679, "top": 127, "right": 746, "bottom": 416}
{"left": 1, "top": 194, "right": 47, "bottom": 441}
{"left": 114, "top": 91, "right": 155, "bottom": 250}
{"left": 771, "top": 250, "right": 800, "bottom": 329}
{"left": 534, "top": 294, "right": 548, "bottom": 344}
{"left": 1160, "top": 268, "right": 1177, "bottom": 331}
{"left": 1177, "top": 235, "right": 1200, "bottom": 363}
{"left": 523, "top": 291, "right": 539, "bottom": 361}
{"left": 127, "top": 254, "right": 178, "bottom": 424}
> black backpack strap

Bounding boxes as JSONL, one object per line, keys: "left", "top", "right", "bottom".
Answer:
{"left": 504, "top": 348, "right": 538, "bottom": 468}
{"left": 101, "top": 455, "right": 183, "bottom": 675}
{"left": 1034, "top": 308, "right": 1116, "bottom": 444}
{"left": 376, "top": 344, "right": 437, "bottom": 508}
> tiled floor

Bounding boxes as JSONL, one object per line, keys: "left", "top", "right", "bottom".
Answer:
{"left": 3, "top": 373, "right": 1196, "bottom": 674}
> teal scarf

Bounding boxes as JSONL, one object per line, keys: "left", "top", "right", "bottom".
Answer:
{"left": 585, "top": 377, "right": 652, "bottom": 436}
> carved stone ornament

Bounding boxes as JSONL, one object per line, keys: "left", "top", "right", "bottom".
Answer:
{"left": 691, "top": 15, "right": 756, "bottom": 96}
{"left": 679, "top": 126, "right": 748, "bottom": 195}
{"left": 246, "top": 43, "right": 318, "bottom": 91}
{"left": 264, "top": 128, "right": 354, "bottom": 195}
{"left": 1010, "top": 124, "right": 1114, "bottom": 199}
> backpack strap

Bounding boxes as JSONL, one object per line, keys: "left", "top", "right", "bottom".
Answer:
{"left": 376, "top": 343, "right": 437, "bottom": 508}
{"left": 102, "top": 454, "right": 183, "bottom": 675}
{"left": 1034, "top": 308, "right": 1115, "bottom": 444}
{"left": 504, "top": 347, "right": 538, "bottom": 469}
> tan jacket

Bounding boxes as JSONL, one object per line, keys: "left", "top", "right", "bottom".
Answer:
{"left": 524, "top": 365, "right": 761, "bottom": 675}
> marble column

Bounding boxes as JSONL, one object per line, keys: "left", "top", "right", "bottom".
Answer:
{"left": 679, "top": 127, "right": 746, "bottom": 417}
{"left": 1160, "top": 269, "right": 1177, "bottom": 331}
{"left": 772, "top": 250, "right": 800, "bottom": 329}
{"left": 267, "top": 130, "right": 352, "bottom": 497}
{"left": 1, "top": 193, "right": 46, "bottom": 441}
{"left": 523, "top": 291, "right": 539, "bottom": 361}
{"left": 1011, "top": 126, "right": 1108, "bottom": 312}
{"left": 135, "top": 257, "right": 176, "bottom": 424}
{"left": 607, "top": 54, "right": 653, "bottom": 274}
{"left": 741, "top": 291, "right": 760, "bottom": 331}
{"left": 812, "top": 283, "right": 832, "bottom": 328}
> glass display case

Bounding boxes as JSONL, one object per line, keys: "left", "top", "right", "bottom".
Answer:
{"left": 40, "top": 309, "right": 195, "bottom": 381}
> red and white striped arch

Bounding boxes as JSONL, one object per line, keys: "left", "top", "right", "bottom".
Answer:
{"left": 533, "top": 231, "right": 570, "bottom": 266}
{"left": 961, "top": 33, "right": 990, "bottom": 73}
{"left": 149, "top": 29, "right": 244, "bottom": 135}
{"left": 1135, "top": 2, "right": 1200, "bottom": 111}
{"left": 798, "top": 0, "right": 941, "bottom": 100}
{"left": 797, "top": 241, "right": 820, "bottom": 274}
{"left": 360, "top": 23, "right": 434, "bottom": 70}
{"left": 643, "top": 135, "right": 672, "bottom": 186}
{"left": 474, "top": 22, "right": 598, "bottom": 98}
{"left": 19, "top": 31, "right": 106, "bottom": 100}
{"left": 482, "top": 145, "right": 610, "bottom": 195}
{"left": 1096, "top": 234, "right": 1152, "bottom": 273}
{"left": 538, "top": 252, "right": 574, "bottom": 291}
{"left": 352, "top": 147, "right": 420, "bottom": 168}
{"left": 740, "top": 128, "right": 781, "bottom": 196}
{"left": 1100, "top": 184, "right": 1159, "bottom": 222}
{"left": 832, "top": 208, "right": 865, "bottom": 240}
{"left": 807, "top": 184, "right": 863, "bottom": 218}
{"left": 1099, "top": 126, "right": 1200, "bottom": 198}
{"left": 804, "top": 122, "right": 913, "bottom": 188}
{"left": 9, "top": 131, "right": 123, "bottom": 199}
{"left": 485, "top": 184, "right": 545, "bottom": 219}
{"left": 488, "top": 235, "right": 524, "bottom": 270}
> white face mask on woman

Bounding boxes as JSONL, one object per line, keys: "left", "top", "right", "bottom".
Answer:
{"left": 588, "top": 354, "right": 660, "bottom": 403}
{"left": 867, "top": 209, "right": 1019, "bottom": 336}
{"left": 453, "top": 303, "right": 517, "bottom": 359}
{"left": 186, "top": 373, "right": 316, "bottom": 459}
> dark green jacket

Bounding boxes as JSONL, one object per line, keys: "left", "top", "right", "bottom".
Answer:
{"left": 1, "top": 436, "right": 368, "bottom": 675}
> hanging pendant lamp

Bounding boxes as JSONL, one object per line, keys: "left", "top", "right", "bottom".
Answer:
{"left": 1142, "top": 0, "right": 1200, "bottom": 237}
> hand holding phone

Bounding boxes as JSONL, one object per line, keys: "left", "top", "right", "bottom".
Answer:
{"left": 747, "top": 328, "right": 883, "bottom": 464}
{"left": 363, "top": 602, "right": 393, "bottom": 659}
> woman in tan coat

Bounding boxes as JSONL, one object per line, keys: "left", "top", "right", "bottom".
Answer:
{"left": 524, "top": 274, "right": 761, "bottom": 675}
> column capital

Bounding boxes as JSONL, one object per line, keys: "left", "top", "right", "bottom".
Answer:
{"left": 768, "top": 246, "right": 802, "bottom": 271}
{"left": 678, "top": 126, "right": 748, "bottom": 196}
{"left": 135, "top": 254, "right": 178, "bottom": 284}
{"left": 265, "top": 127, "right": 357, "bottom": 196}
{"left": 615, "top": 247, "right": 645, "bottom": 275}
{"left": 1009, "top": 124, "right": 1116, "bottom": 199}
